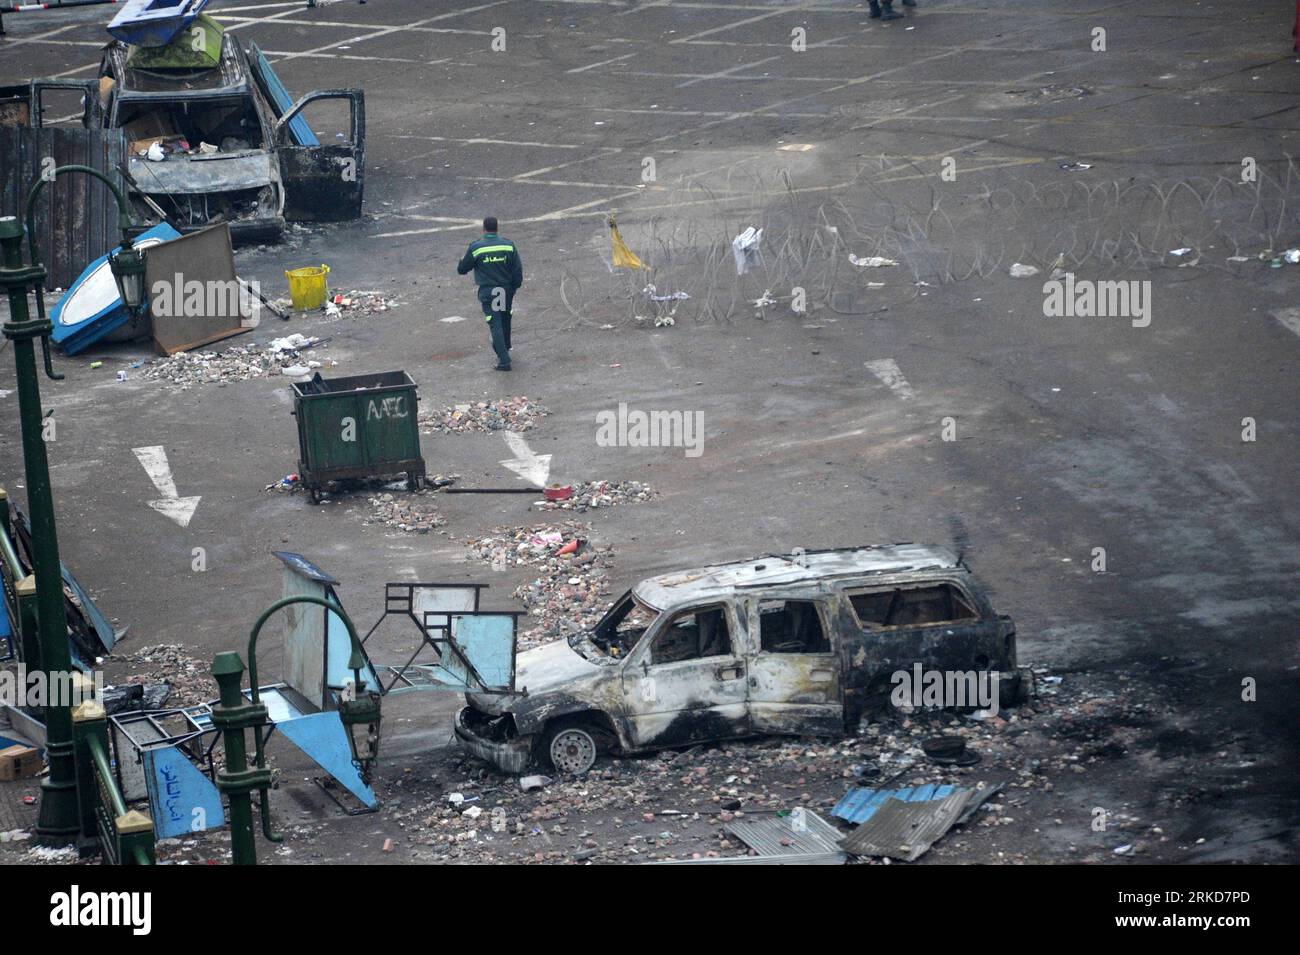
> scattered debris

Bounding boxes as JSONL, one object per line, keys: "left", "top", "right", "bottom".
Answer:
{"left": 100, "top": 682, "right": 172, "bottom": 716}
{"left": 24, "top": 844, "right": 80, "bottom": 864}
{"left": 1007, "top": 84, "right": 1093, "bottom": 101}
{"left": 0, "top": 744, "right": 43, "bottom": 781}
{"left": 921, "top": 735, "right": 981, "bottom": 766}
{"left": 464, "top": 522, "right": 611, "bottom": 649}
{"left": 838, "top": 788, "right": 979, "bottom": 861}
{"left": 108, "top": 643, "right": 210, "bottom": 707}
{"left": 324, "top": 289, "right": 396, "bottom": 317}
{"left": 643, "top": 284, "right": 689, "bottom": 303}
{"left": 364, "top": 490, "right": 446, "bottom": 533}
{"left": 140, "top": 339, "right": 336, "bottom": 388}
{"left": 1058, "top": 162, "right": 1092, "bottom": 171}
{"left": 532, "top": 480, "right": 656, "bottom": 511}
{"left": 1009, "top": 262, "right": 1040, "bottom": 277}
{"left": 720, "top": 809, "right": 846, "bottom": 864}
{"left": 520, "top": 774, "right": 552, "bottom": 792}
{"left": 732, "top": 227, "right": 763, "bottom": 274}
{"left": 419, "top": 397, "right": 549, "bottom": 434}
{"left": 848, "top": 254, "right": 898, "bottom": 268}
{"left": 609, "top": 215, "right": 645, "bottom": 270}
{"left": 265, "top": 473, "right": 301, "bottom": 492}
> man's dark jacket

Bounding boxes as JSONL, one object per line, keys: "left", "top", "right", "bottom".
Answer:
{"left": 457, "top": 233, "right": 523, "bottom": 291}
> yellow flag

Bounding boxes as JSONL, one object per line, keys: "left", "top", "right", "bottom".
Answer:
{"left": 609, "top": 216, "right": 644, "bottom": 269}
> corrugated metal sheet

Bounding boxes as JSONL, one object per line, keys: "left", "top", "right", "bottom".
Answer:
{"left": 834, "top": 782, "right": 1001, "bottom": 861}
{"left": 833, "top": 783, "right": 964, "bottom": 825}
{"left": 0, "top": 125, "right": 129, "bottom": 289}
{"left": 838, "top": 791, "right": 975, "bottom": 862}
{"left": 725, "top": 810, "right": 846, "bottom": 862}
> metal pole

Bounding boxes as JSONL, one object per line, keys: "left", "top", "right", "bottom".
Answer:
{"left": 210, "top": 652, "right": 265, "bottom": 866}
{"left": 0, "top": 216, "right": 79, "bottom": 845}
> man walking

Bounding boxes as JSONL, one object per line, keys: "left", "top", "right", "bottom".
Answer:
{"left": 457, "top": 216, "right": 523, "bottom": 370}
{"left": 868, "top": 0, "right": 913, "bottom": 19}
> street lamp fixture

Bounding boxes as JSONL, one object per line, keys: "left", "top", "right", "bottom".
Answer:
{"left": 339, "top": 668, "right": 382, "bottom": 785}
{"left": 108, "top": 240, "right": 147, "bottom": 313}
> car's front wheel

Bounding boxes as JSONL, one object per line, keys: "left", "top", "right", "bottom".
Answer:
{"left": 539, "top": 720, "right": 599, "bottom": 775}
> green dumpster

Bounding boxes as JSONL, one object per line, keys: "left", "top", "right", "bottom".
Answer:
{"left": 291, "top": 370, "right": 426, "bottom": 503}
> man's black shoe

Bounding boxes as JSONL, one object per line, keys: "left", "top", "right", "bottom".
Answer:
{"left": 494, "top": 363, "right": 512, "bottom": 371}
{"left": 868, "top": 0, "right": 882, "bottom": 16}
{"left": 902, "top": 0, "right": 916, "bottom": 6}
{"left": 880, "top": 2, "right": 903, "bottom": 19}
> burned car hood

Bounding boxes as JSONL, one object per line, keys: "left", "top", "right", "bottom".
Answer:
{"left": 516, "top": 640, "right": 599, "bottom": 695}
{"left": 128, "top": 152, "right": 275, "bottom": 194}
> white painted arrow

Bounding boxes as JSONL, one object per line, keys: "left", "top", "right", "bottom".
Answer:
{"left": 499, "top": 432, "right": 552, "bottom": 488}
{"left": 133, "top": 445, "right": 201, "bottom": 528}
{"left": 865, "top": 358, "right": 915, "bottom": 400}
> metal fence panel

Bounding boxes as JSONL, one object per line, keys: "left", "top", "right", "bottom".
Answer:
{"left": 0, "top": 125, "right": 128, "bottom": 289}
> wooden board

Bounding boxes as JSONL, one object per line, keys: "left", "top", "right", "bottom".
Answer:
{"left": 146, "top": 223, "right": 253, "bottom": 355}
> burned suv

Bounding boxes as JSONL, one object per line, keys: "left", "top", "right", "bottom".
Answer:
{"left": 456, "top": 545, "right": 1033, "bottom": 775}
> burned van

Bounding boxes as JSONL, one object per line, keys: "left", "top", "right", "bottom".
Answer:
{"left": 455, "top": 544, "right": 1033, "bottom": 775}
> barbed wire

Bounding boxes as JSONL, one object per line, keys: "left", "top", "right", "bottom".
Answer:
{"left": 552, "top": 156, "right": 1300, "bottom": 330}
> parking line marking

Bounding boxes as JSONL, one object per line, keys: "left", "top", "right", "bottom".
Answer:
{"left": 567, "top": 53, "right": 636, "bottom": 74}
{"left": 670, "top": 1, "right": 818, "bottom": 44}
{"left": 1271, "top": 308, "right": 1300, "bottom": 339}
{"left": 865, "top": 359, "right": 915, "bottom": 400}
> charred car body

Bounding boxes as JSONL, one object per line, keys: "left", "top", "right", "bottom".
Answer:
{"left": 23, "top": 36, "right": 363, "bottom": 242}
{"left": 456, "top": 544, "right": 1034, "bottom": 774}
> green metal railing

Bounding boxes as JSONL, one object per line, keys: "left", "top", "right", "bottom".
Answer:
{"left": 72, "top": 700, "right": 154, "bottom": 865}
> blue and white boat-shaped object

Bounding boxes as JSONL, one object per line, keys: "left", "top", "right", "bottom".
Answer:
{"left": 51, "top": 223, "right": 181, "bottom": 356}
{"left": 107, "top": 0, "right": 212, "bottom": 49}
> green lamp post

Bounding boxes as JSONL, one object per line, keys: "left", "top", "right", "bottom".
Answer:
{"left": 0, "top": 165, "right": 145, "bottom": 846}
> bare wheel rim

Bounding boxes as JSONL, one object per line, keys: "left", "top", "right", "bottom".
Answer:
{"left": 550, "top": 728, "right": 596, "bottom": 774}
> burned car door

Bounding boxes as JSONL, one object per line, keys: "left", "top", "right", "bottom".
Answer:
{"left": 619, "top": 601, "right": 749, "bottom": 749}
{"left": 28, "top": 80, "right": 103, "bottom": 128}
{"left": 745, "top": 594, "right": 844, "bottom": 736}
{"left": 845, "top": 580, "right": 1003, "bottom": 709}
{"left": 271, "top": 89, "right": 364, "bottom": 221}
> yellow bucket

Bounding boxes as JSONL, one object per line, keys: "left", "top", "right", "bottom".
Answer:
{"left": 285, "top": 264, "right": 330, "bottom": 311}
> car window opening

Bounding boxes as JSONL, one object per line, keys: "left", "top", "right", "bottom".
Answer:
{"left": 849, "top": 583, "right": 977, "bottom": 628}
{"left": 118, "top": 98, "right": 263, "bottom": 153}
{"left": 650, "top": 605, "right": 732, "bottom": 665}
{"left": 759, "top": 598, "right": 830, "bottom": 653}
{"left": 590, "top": 593, "right": 660, "bottom": 656}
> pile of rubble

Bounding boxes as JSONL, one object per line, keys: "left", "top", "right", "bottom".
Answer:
{"left": 420, "top": 397, "right": 548, "bottom": 434}
{"left": 364, "top": 490, "right": 447, "bottom": 533}
{"left": 534, "top": 480, "right": 656, "bottom": 511}
{"left": 324, "top": 289, "right": 396, "bottom": 318}
{"left": 464, "top": 523, "right": 612, "bottom": 649}
{"left": 138, "top": 335, "right": 335, "bottom": 388}
{"left": 107, "top": 643, "right": 212, "bottom": 708}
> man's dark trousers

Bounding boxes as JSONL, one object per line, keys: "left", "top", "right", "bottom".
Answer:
{"left": 479, "top": 285, "right": 514, "bottom": 367}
